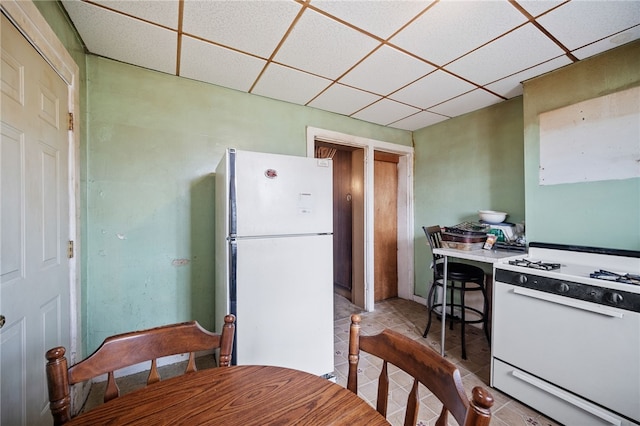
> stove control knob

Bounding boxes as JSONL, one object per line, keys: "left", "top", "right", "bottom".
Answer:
{"left": 605, "top": 292, "right": 623, "bottom": 305}
{"left": 557, "top": 282, "right": 570, "bottom": 293}
{"left": 517, "top": 275, "right": 527, "bottom": 285}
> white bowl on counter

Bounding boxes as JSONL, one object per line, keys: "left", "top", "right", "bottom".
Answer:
{"left": 478, "top": 210, "right": 507, "bottom": 224}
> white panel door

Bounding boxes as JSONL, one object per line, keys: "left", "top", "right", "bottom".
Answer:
{"left": 1, "top": 14, "right": 71, "bottom": 426}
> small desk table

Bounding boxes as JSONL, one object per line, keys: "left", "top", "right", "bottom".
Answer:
{"left": 432, "top": 247, "right": 524, "bottom": 357}
{"left": 67, "top": 365, "right": 390, "bottom": 425}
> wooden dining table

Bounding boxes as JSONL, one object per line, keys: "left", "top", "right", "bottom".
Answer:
{"left": 67, "top": 364, "right": 390, "bottom": 425}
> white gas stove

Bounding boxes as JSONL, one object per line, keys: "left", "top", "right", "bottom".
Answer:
{"left": 492, "top": 242, "right": 640, "bottom": 426}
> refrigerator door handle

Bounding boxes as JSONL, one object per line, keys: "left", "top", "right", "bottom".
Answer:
{"left": 229, "top": 239, "right": 238, "bottom": 312}
{"left": 229, "top": 238, "right": 238, "bottom": 365}
{"left": 229, "top": 149, "right": 238, "bottom": 236}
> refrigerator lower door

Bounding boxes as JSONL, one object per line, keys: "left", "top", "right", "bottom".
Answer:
{"left": 233, "top": 234, "right": 333, "bottom": 376}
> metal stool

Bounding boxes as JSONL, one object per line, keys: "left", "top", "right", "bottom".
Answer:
{"left": 421, "top": 226, "right": 489, "bottom": 360}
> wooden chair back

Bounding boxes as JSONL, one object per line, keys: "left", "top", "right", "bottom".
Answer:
{"left": 45, "top": 315, "right": 235, "bottom": 425}
{"left": 347, "top": 314, "right": 493, "bottom": 426}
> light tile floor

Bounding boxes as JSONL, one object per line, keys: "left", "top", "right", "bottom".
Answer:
{"left": 336, "top": 297, "right": 561, "bottom": 426}
{"left": 84, "top": 296, "right": 561, "bottom": 425}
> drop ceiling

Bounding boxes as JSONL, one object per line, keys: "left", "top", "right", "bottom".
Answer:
{"left": 61, "top": 0, "right": 640, "bottom": 131}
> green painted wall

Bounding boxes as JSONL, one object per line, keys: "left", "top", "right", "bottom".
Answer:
{"left": 412, "top": 98, "right": 525, "bottom": 297}
{"left": 84, "top": 56, "right": 411, "bottom": 352}
{"left": 523, "top": 40, "right": 640, "bottom": 250}
{"left": 33, "top": 1, "right": 86, "bottom": 70}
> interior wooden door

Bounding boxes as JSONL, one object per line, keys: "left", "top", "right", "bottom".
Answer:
{"left": 373, "top": 151, "right": 398, "bottom": 302}
{"left": 315, "top": 143, "right": 357, "bottom": 300}
{"left": 328, "top": 148, "right": 353, "bottom": 299}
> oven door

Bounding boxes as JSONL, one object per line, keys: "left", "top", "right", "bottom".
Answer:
{"left": 492, "top": 280, "right": 640, "bottom": 424}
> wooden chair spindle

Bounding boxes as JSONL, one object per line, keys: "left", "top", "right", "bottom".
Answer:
{"left": 347, "top": 314, "right": 494, "bottom": 426}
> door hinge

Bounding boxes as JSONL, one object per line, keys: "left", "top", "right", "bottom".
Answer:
{"left": 68, "top": 240, "right": 74, "bottom": 258}
{"left": 68, "top": 112, "right": 74, "bottom": 131}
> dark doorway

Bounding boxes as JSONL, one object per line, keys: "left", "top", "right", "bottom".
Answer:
{"left": 315, "top": 143, "right": 359, "bottom": 301}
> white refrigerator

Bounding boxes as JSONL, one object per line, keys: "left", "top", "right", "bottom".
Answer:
{"left": 215, "top": 148, "right": 334, "bottom": 377}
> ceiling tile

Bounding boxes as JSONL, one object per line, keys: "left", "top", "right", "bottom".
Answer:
{"left": 252, "top": 64, "right": 332, "bottom": 106}
{"left": 309, "top": 0, "right": 431, "bottom": 39}
{"left": 62, "top": 0, "right": 177, "bottom": 75}
{"left": 517, "top": 0, "right": 564, "bottom": 18}
{"left": 308, "top": 83, "right": 381, "bottom": 116}
{"left": 182, "top": 0, "right": 301, "bottom": 58}
{"left": 390, "top": 110, "right": 449, "bottom": 132}
{"left": 429, "top": 89, "right": 502, "bottom": 118}
{"left": 340, "top": 45, "right": 435, "bottom": 96}
{"left": 572, "top": 26, "right": 640, "bottom": 60}
{"left": 180, "top": 36, "right": 266, "bottom": 92}
{"left": 485, "top": 55, "right": 572, "bottom": 98}
{"left": 390, "top": 70, "right": 476, "bottom": 109}
{"left": 351, "top": 98, "right": 420, "bottom": 126}
{"left": 445, "top": 23, "right": 565, "bottom": 86}
{"left": 389, "top": 0, "right": 527, "bottom": 66}
{"left": 537, "top": 1, "right": 640, "bottom": 51}
{"left": 87, "top": 0, "right": 179, "bottom": 29}
{"left": 273, "top": 8, "right": 380, "bottom": 80}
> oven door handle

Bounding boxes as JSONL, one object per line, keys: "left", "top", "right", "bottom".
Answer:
{"left": 512, "top": 287, "right": 624, "bottom": 318}
{"left": 511, "top": 370, "right": 622, "bottom": 425}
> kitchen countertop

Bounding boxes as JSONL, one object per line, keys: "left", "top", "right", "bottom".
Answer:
{"left": 433, "top": 247, "right": 524, "bottom": 264}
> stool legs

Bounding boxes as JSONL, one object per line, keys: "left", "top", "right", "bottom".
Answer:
{"left": 423, "top": 278, "right": 489, "bottom": 361}
{"left": 481, "top": 284, "right": 491, "bottom": 345}
{"left": 448, "top": 285, "right": 454, "bottom": 331}
{"left": 422, "top": 281, "right": 437, "bottom": 338}
{"left": 460, "top": 282, "right": 467, "bottom": 360}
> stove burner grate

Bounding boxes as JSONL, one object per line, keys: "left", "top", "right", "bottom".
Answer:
{"left": 590, "top": 270, "right": 640, "bottom": 285}
{"left": 508, "top": 259, "right": 561, "bottom": 271}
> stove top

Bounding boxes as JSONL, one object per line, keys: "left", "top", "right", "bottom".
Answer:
{"left": 496, "top": 242, "right": 640, "bottom": 293}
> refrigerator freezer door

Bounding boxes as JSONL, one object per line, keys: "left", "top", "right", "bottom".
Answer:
{"left": 232, "top": 150, "right": 332, "bottom": 237}
{"left": 233, "top": 234, "right": 334, "bottom": 376}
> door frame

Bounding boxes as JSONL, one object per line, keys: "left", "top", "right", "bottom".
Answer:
{"left": 306, "top": 127, "right": 414, "bottom": 311}
{"left": 2, "top": 0, "right": 81, "bottom": 361}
